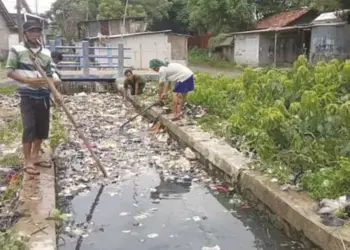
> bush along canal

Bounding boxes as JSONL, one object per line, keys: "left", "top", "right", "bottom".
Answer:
{"left": 54, "top": 92, "right": 305, "bottom": 250}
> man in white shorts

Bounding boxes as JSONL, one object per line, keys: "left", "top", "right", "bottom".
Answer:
{"left": 149, "top": 59, "right": 195, "bottom": 121}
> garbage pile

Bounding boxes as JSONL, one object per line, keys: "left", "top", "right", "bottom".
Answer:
{"left": 317, "top": 195, "right": 350, "bottom": 227}
{"left": 55, "top": 92, "right": 215, "bottom": 208}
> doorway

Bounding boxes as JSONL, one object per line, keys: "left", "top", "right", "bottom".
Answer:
{"left": 302, "top": 29, "right": 311, "bottom": 60}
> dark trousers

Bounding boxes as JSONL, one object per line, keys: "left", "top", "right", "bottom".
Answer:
{"left": 20, "top": 96, "right": 50, "bottom": 143}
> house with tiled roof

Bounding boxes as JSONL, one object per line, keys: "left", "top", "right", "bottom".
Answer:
{"left": 0, "top": 0, "right": 44, "bottom": 59}
{"left": 232, "top": 8, "right": 319, "bottom": 67}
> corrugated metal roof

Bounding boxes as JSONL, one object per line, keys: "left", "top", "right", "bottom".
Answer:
{"left": 256, "top": 7, "right": 310, "bottom": 29}
{"left": 312, "top": 9, "right": 350, "bottom": 24}
{"left": 231, "top": 26, "right": 304, "bottom": 35}
{"left": 89, "top": 30, "right": 190, "bottom": 40}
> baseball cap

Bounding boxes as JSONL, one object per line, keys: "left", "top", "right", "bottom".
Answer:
{"left": 23, "top": 20, "right": 42, "bottom": 32}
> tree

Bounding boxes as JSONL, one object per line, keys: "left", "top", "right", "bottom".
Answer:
{"left": 255, "top": 0, "right": 303, "bottom": 18}
{"left": 187, "top": 0, "right": 255, "bottom": 34}
{"left": 97, "top": 0, "right": 170, "bottom": 23}
{"left": 150, "top": 0, "right": 190, "bottom": 34}
{"left": 135, "top": 0, "right": 170, "bottom": 24}
{"left": 97, "top": 0, "right": 127, "bottom": 19}
{"left": 87, "top": 0, "right": 102, "bottom": 20}
{"left": 46, "top": 0, "right": 89, "bottom": 42}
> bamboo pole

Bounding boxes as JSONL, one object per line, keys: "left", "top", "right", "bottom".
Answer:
{"left": 30, "top": 54, "right": 108, "bottom": 177}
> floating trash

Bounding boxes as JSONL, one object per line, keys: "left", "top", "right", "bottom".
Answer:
{"left": 147, "top": 233, "right": 159, "bottom": 238}
{"left": 202, "top": 246, "right": 220, "bottom": 250}
{"left": 192, "top": 216, "right": 201, "bottom": 222}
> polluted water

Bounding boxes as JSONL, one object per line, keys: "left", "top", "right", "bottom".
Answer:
{"left": 54, "top": 92, "right": 305, "bottom": 250}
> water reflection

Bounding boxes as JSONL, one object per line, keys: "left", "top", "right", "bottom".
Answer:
{"left": 151, "top": 171, "right": 192, "bottom": 201}
{"left": 74, "top": 184, "right": 105, "bottom": 250}
{"left": 210, "top": 190, "right": 304, "bottom": 250}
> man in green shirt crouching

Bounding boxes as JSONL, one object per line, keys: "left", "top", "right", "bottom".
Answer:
{"left": 123, "top": 69, "right": 145, "bottom": 99}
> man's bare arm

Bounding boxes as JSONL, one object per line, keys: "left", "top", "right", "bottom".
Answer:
{"left": 7, "top": 70, "right": 30, "bottom": 84}
{"left": 7, "top": 69, "right": 48, "bottom": 85}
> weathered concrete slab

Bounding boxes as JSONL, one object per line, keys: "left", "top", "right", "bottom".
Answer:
{"left": 240, "top": 172, "right": 350, "bottom": 250}
{"left": 116, "top": 81, "right": 350, "bottom": 250}
{"left": 15, "top": 142, "right": 56, "bottom": 250}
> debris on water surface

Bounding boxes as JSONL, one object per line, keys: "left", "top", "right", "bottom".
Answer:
{"left": 202, "top": 246, "right": 220, "bottom": 250}
{"left": 54, "top": 93, "right": 209, "bottom": 239}
{"left": 147, "top": 233, "right": 159, "bottom": 238}
{"left": 214, "top": 184, "right": 228, "bottom": 193}
{"left": 119, "top": 212, "right": 130, "bottom": 216}
{"left": 192, "top": 216, "right": 201, "bottom": 222}
{"left": 52, "top": 93, "right": 258, "bottom": 246}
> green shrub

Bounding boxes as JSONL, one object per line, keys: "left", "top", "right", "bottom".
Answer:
{"left": 50, "top": 111, "right": 67, "bottom": 148}
{"left": 188, "top": 47, "right": 236, "bottom": 68}
{"left": 0, "top": 230, "right": 29, "bottom": 250}
{"left": 0, "top": 119, "right": 22, "bottom": 145}
{"left": 188, "top": 56, "right": 350, "bottom": 200}
{"left": 0, "top": 86, "right": 16, "bottom": 95}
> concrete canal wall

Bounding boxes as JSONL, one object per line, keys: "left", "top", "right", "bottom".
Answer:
{"left": 116, "top": 79, "right": 350, "bottom": 250}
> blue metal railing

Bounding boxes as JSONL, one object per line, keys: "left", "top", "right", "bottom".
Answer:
{"left": 47, "top": 40, "right": 131, "bottom": 77}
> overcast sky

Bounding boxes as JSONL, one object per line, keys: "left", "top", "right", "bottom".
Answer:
{"left": 4, "top": 0, "right": 55, "bottom": 14}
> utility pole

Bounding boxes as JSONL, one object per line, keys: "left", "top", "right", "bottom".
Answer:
{"left": 121, "top": 0, "right": 129, "bottom": 39}
{"left": 35, "top": 0, "right": 38, "bottom": 14}
{"left": 17, "top": 0, "right": 23, "bottom": 42}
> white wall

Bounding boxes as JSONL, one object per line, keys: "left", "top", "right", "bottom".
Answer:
{"left": 234, "top": 33, "right": 260, "bottom": 66}
{"left": 8, "top": 33, "right": 19, "bottom": 48}
{"left": 0, "top": 13, "right": 10, "bottom": 59}
{"left": 93, "top": 33, "right": 182, "bottom": 69}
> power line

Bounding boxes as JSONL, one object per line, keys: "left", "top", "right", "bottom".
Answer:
{"left": 16, "top": 0, "right": 23, "bottom": 42}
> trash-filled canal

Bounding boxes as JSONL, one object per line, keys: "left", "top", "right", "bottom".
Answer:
{"left": 55, "top": 93, "right": 303, "bottom": 250}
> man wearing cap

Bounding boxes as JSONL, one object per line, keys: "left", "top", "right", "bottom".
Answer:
{"left": 149, "top": 59, "right": 195, "bottom": 121}
{"left": 6, "top": 20, "right": 61, "bottom": 176}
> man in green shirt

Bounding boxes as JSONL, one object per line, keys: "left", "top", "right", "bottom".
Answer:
{"left": 123, "top": 69, "right": 145, "bottom": 99}
{"left": 6, "top": 20, "right": 61, "bottom": 176}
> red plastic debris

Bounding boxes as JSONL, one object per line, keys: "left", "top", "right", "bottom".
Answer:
{"left": 83, "top": 143, "right": 96, "bottom": 148}
{"left": 215, "top": 185, "right": 228, "bottom": 193}
{"left": 240, "top": 204, "right": 251, "bottom": 210}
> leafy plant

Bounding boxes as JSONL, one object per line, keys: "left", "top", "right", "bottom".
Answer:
{"left": 50, "top": 111, "right": 67, "bottom": 148}
{"left": 188, "top": 56, "right": 350, "bottom": 200}
{"left": 2, "top": 172, "right": 23, "bottom": 201}
{"left": 0, "top": 230, "right": 29, "bottom": 250}
{"left": 0, "top": 119, "right": 22, "bottom": 145}
{"left": 0, "top": 154, "right": 21, "bottom": 166}
{"left": 0, "top": 86, "right": 16, "bottom": 95}
{"left": 188, "top": 47, "right": 237, "bottom": 69}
